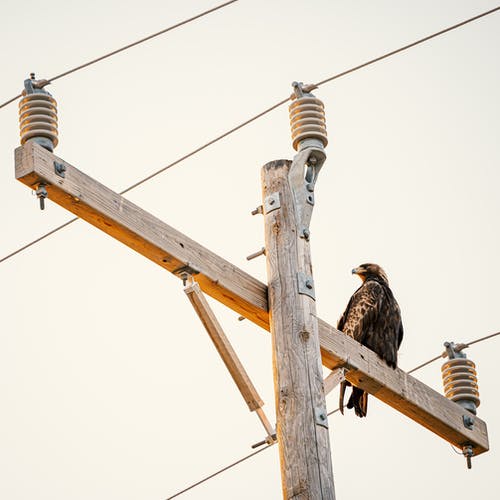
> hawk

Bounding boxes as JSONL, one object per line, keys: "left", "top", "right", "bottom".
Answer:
{"left": 338, "top": 263, "right": 403, "bottom": 417}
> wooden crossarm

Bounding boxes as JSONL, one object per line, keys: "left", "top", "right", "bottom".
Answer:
{"left": 15, "top": 141, "right": 489, "bottom": 456}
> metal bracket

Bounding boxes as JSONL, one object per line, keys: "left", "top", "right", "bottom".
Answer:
{"left": 54, "top": 161, "right": 66, "bottom": 178}
{"left": 173, "top": 264, "right": 200, "bottom": 286}
{"left": 315, "top": 407, "right": 329, "bottom": 429}
{"left": 463, "top": 414, "right": 475, "bottom": 430}
{"left": 288, "top": 148, "right": 326, "bottom": 236}
{"left": 264, "top": 192, "right": 281, "bottom": 214}
{"left": 297, "top": 272, "right": 315, "bottom": 300}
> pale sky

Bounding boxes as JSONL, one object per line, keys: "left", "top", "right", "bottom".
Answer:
{"left": 1, "top": 1, "right": 499, "bottom": 498}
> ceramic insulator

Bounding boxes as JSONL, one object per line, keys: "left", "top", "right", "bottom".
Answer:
{"left": 289, "top": 95, "right": 327, "bottom": 151}
{"left": 19, "top": 92, "right": 58, "bottom": 150}
{"left": 441, "top": 357, "right": 480, "bottom": 412}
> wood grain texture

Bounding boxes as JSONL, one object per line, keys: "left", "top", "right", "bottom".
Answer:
{"left": 319, "top": 320, "right": 489, "bottom": 454}
{"left": 15, "top": 142, "right": 489, "bottom": 456}
{"left": 184, "top": 282, "right": 264, "bottom": 412}
{"left": 15, "top": 142, "right": 269, "bottom": 330}
{"left": 323, "top": 369, "right": 344, "bottom": 396}
{"left": 262, "top": 159, "right": 335, "bottom": 499}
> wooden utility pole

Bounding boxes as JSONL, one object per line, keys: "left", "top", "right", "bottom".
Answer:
{"left": 262, "top": 150, "right": 334, "bottom": 497}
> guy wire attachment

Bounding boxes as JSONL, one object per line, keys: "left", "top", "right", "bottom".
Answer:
{"left": 441, "top": 341, "right": 481, "bottom": 469}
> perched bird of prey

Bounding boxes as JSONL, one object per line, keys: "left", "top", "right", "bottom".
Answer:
{"left": 338, "top": 263, "right": 403, "bottom": 417}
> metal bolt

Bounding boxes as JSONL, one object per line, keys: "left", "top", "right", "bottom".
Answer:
{"left": 306, "top": 183, "right": 314, "bottom": 192}
{"left": 54, "top": 161, "right": 66, "bottom": 178}
{"left": 251, "top": 205, "right": 263, "bottom": 215}
{"left": 463, "top": 415, "right": 475, "bottom": 430}
{"left": 36, "top": 184, "right": 48, "bottom": 210}
{"left": 463, "top": 445, "right": 474, "bottom": 470}
{"left": 305, "top": 280, "right": 313, "bottom": 290}
{"left": 301, "top": 228, "right": 310, "bottom": 240}
{"left": 246, "top": 247, "right": 266, "bottom": 261}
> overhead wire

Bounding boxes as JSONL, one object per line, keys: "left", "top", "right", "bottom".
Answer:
{"left": 2, "top": 6, "right": 500, "bottom": 264}
{"left": 167, "top": 330, "right": 499, "bottom": 498}
{"left": 164, "top": 443, "right": 275, "bottom": 499}
{"left": 0, "top": 0, "right": 239, "bottom": 111}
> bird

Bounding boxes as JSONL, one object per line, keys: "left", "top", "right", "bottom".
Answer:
{"left": 337, "top": 263, "right": 403, "bottom": 417}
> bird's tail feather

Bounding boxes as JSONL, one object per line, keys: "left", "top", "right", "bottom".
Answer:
{"left": 347, "top": 387, "right": 368, "bottom": 417}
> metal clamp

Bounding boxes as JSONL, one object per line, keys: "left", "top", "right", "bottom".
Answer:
{"left": 173, "top": 264, "right": 200, "bottom": 286}
{"left": 264, "top": 192, "right": 281, "bottom": 214}
{"left": 54, "top": 161, "right": 66, "bottom": 178}
{"left": 315, "top": 407, "right": 329, "bottom": 429}
{"left": 297, "top": 272, "right": 315, "bottom": 300}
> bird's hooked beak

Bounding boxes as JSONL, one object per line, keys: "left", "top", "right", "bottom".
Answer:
{"left": 352, "top": 267, "right": 366, "bottom": 281}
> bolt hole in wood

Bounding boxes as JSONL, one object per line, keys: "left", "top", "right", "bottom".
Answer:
{"left": 179, "top": 242, "right": 184, "bottom": 248}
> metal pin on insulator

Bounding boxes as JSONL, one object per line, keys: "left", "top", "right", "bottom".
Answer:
{"left": 289, "top": 82, "right": 328, "bottom": 153}
{"left": 441, "top": 342, "right": 480, "bottom": 415}
{"left": 19, "top": 74, "right": 58, "bottom": 152}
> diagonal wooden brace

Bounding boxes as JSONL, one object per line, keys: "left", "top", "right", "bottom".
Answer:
{"left": 324, "top": 369, "right": 345, "bottom": 396}
{"left": 184, "top": 281, "right": 274, "bottom": 439}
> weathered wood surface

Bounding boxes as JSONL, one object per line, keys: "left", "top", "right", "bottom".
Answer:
{"left": 15, "top": 142, "right": 269, "bottom": 330}
{"left": 184, "top": 281, "right": 264, "bottom": 412}
{"left": 255, "top": 407, "right": 275, "bottom": 438}
{"left": 324, "top": 369, "right": 344, "bottom": 396}
{"left": 319, "top": 320, "right": 489, "bottom": 455}
{"left": 262, "top": 159, "right": 335, "bottom": 499}
{"left": 15, "top": 142, "right": 489, "bottom": 456}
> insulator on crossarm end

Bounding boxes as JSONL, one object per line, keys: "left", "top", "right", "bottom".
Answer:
{"left": 441, "top": 341, "right": 481, "bottom": 470}
{"left": 441, "top": 341, "right": 480, "bottom": 415}
{"left": 19, "top": 73, "right": 58, "bottom": 152}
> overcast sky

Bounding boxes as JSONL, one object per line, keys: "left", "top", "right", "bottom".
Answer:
{"left": 1, "top": 1, "right": 499, "bottom": 498}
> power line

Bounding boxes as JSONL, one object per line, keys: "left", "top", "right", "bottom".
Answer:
{"left": 165, "top": 443, "right": 275, "bottom": 499}
{"left": 167, "top": 330, "right": 499, "bottom": 498}
{"left": 2, "top": 5, "right": 500, "bottom": 264}
{"left": 407, "top": 331, "right": 500, "bottom": 374}
{"left": 312, "top": 5, "right": 500, "bottom": 88}
{"left": 0, "top": 217, "right": 78, "bottom": 264}
{"left": 0, "top": 0, "right": 239, "bottom": 111}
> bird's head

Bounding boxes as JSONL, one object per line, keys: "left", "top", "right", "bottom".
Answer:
{"left": 352, "top": 263, "right": 389, "bottom": 284}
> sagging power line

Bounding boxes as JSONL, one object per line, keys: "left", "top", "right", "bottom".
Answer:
{"left": 2, "top": 5, "right": 500, "bottom": 265}
{"left": 0, "top": 0, "right": 239, "bottom": 111}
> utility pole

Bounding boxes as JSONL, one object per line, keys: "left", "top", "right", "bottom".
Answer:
{"left": 262, "top": 159, "right": 334, "bottom": 498}
{"left": 260, "top": 83, "right": 334, "bottom": 498}
{"left": 14, "top": 78, "right": 489, "bottom": 497}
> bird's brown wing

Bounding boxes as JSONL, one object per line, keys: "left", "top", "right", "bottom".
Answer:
{"left": 338, "top": 278, "right": 403, "bottom": 416}
{"left": 337, "top": 280, "right": 384, "bottom": 344}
